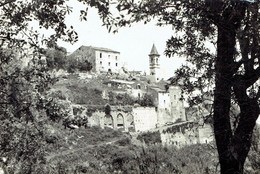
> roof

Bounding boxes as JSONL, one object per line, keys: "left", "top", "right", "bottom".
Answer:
{"left": 91, "top": 46, "right": 120, "bottom": 53}
{"left": 104, "top": 79, "right": 135, "bottom": 85}
{"left": 149, "top": 44, "right": 160, "bottom": 56}
{"left": 149, "top": 87, "right": 166, "bottom": 92}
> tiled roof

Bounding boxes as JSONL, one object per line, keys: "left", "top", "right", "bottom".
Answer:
{"left": 91, "top": 46, "right": 120, "bottom": 53}
{"left": 78, "top": 45, "right": 120, "bottom": 53}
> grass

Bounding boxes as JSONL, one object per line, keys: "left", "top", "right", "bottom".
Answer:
{"left": 51, "top": 74, "right": 108, "bottom": 105}
{"left": 41, "top": 119, "right": 221, "bottom": 174}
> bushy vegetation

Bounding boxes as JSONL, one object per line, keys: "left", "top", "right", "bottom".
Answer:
{"left": 108, "top": 92, "right": 154, "bottom": 107}
{"left": 43, "top": 131, "right": 220, "bottom": 174}
{"left": 136, "top": 93, "right": 154, "bottom": 107}
{"left": 137, "top": 131, "right": 162, "bottom": 145}
{"left": 108, "top": 92, "right": 135, "bottom": 106}
{"left": 66, "top": 85, "right": 105, "bottom": 105}
{"left": 67, "top": 59, "right": 92, "bottom": 73}
{"left": 45, "top": 46, "right": 93, "bottom": 73}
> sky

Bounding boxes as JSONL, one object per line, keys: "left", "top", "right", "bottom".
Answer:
{"left": 57, "top": 0, "right": 186, "bottom": 79}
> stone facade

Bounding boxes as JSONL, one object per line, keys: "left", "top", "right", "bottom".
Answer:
{"left": 132, "top": 107, "right": 158, "bottom": 132}
{"left": 149, "top": 44, "right": 161, "bottom": 82}
{"left": 87, "top": 109, "right": 134, "bottom": 132}
{"left": 168, "top": 86, "right": 186, "bottom": 122}
{"left": 160, "top": 121, "right": 214, "bottom": 148}
{"left": 156, "top": 85, "right": 186, "bottom": 125}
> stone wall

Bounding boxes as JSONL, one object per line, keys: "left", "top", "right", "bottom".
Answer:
{"left": 157, "top": 108, "right": 173, "bottom": 126}
{"left": 85, "top": 110, "right": 134, "bottom": 132}
{"left": 169, "top": 86, "right": 186, "bottom": 122}
{"left": 160, "top": 122, "right": 199, "bottom": 148}
{"left": 160, "top": 122, "right": 214, "bottom": 148}
{"left": 198, "top": 124, "right": 214, "bottom": 144}
{"left": 70, "top": 105, "right": 157, "bottom": 132}
{"left": 132, "top": 107, "right": 157, "bottom": 132}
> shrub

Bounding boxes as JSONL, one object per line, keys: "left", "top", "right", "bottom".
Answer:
{"left": 137, "top": 131, "right": 161, "bottom": 145}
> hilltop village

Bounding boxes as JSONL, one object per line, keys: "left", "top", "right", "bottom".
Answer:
{"left": 52, "top": 44, "right": 214, "bottom": 147}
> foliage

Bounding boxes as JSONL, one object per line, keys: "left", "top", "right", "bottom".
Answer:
{"left": 162, "top": 122, "right": 196, "bottom": 134}
{"left": 108, "top": 92, "right": 135, "bottom": 105}
{"left": 137, "top": 131, "right": 162, "bottom": 145}
{"left": 0, "top": 0, "right": 116, "bottom": 172}
{"left": 0, "top": 54, "right": 56, "bottom": 173}
{"left": 42, "top": 121, "right": 219, "bottom": 174}
{"left": 45, "top": 46, "right": 67, "bottom": 71}
{"left": 137, "top": 93, "right": 154, "bottom": 107}
{"left": 77, "top": 60, "right": 93, "bottom": 72}
{"left": 67, "top": 58, "right": 92, "bottom": 73}
{"left": 66, "top": 85, "right": 105, "bottom": 105}
{"left": 104, "top": 104, "right": 111, "bottom": 115}
{"left": 108, "top": 92, "right": 154, "bottom": 106}
{"left": 95, "top": 0, "right": 260, "bottom": 173}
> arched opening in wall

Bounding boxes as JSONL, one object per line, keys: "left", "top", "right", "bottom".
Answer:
{"left": 117, "top": 113, "right": 124, "bottom": 131}
{"left": 126, "top": 114, "right": 134, "bottom": 132}
{"left": 104, "top": 114, "right": 113, "bottom": 129}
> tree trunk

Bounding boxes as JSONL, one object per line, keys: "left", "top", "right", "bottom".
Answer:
{"left": 214, "top": 13, "right": 260, "bottom": 174}
{"left": 232, "top": 78, "right": 260, "bottom": 173}
{"left": 214, "top": 22, "right": 240, "bottom": 174}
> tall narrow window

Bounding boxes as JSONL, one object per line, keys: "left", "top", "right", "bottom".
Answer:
{"left": 108, "top": 62, "right": 110, "bottom": 66}
{"left": 108, "top": 55, "right": 110, "bottom": 59}
{"left": 116, "top": 63, "right": 118, "bottom": 67}
{"left": 100, "top": 61, "right": 102, "bottom": 65}
{"left": 100, "top": 53, "right": 102, "bottom": 58}
{"left": 115, "top": 56, "right": 117, "bottom": 60}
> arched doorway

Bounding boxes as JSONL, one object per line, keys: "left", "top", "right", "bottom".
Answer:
{"left": 117, "top": 113, "right": 124, "bottom": 130}
{"left": 104, "top": 114, "right": 113, "bottom": 128}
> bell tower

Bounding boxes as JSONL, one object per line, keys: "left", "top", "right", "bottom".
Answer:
{"left": 149, "top": 44, "right": 160, "bottom": 82}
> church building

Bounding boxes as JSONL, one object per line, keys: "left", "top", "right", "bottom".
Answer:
{"left": 149, "top": 44, "right": 162, "bottom": 82}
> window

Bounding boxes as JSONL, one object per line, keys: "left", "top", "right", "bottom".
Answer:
{"left": 174, "top": 95, "right": 176, "bottom": 100}
{"left": 100, "top": 53, "right": 102, "bottom": 58}
{"left": 108, "top": 62, "right": 110, "bottom": 66}
{"left": 108, "top": 55, "right": 110, "bottom": 59}
{"left": 100, "top": 61, "right": 102, "bottom": 65}
{"left": 115, "top": 56, "right": 118, "bottom": 60}
{"left": 116, "top": 63, "right": 118, "bottom": 67}
{"left": 164, "top": 100, "right": 166, "bottom": 103}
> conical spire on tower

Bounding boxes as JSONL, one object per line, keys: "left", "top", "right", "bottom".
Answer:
{"left": 149, "top": 43, "right": 160, "bottom": 56}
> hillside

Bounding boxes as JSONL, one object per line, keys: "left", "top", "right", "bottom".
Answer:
{"left": 43, "top": 73, "right": 260, "bottom": 174}
{"left": 51, "top": 73, "right": 108, "bottom": 105}
{"left": 40, "top": 121, "right": 221, "bottom": 174}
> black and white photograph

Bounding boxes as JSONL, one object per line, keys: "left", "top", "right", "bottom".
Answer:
{"left": 0, "top": 0, "right": 260, "bottom": 173}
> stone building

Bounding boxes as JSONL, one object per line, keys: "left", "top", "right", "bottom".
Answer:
{"left": 149, "top": 44, "right": 161, "bottom": 82}
{"left": 132, "top": 107, "right": 158, "bottom": 131}
{"left": 68, "top": 45, "right": 121, "bottom": 73}
{"left": 156, "top": 85, "right": 186, "bottom": 126}
{"left": 168, "top": 86, "right": 186, "bottom": 122}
